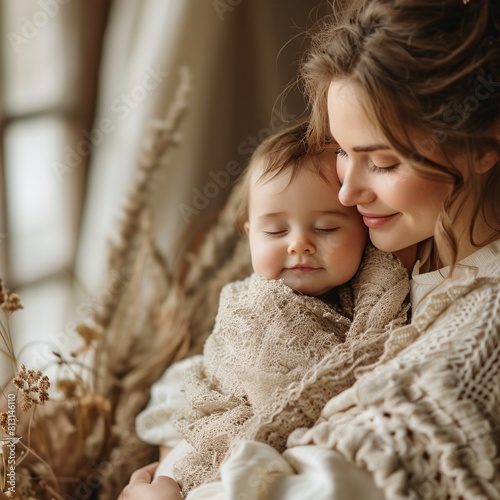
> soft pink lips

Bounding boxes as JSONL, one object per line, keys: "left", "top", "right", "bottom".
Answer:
{"left": 290, "top": 264, "right": 319, "bottom": 272}
{"left": 360, "top": 212, "right": 399, "bottom": 229}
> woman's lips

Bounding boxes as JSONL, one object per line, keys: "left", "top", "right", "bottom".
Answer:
{"left": 360, "top": 212, "right": 399, "bottom": 228}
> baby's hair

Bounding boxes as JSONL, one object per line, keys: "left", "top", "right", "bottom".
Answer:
{"left": 301, "top": 0, "right": 500, "bottom": 268}
{"left": 234, "top": 120, "right": 336, "bottom": 232}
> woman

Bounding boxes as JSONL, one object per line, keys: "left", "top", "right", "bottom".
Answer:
{"left": 121, "top": 0, "right": 500, "bottom": 497}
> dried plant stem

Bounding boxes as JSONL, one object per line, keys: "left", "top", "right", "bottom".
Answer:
{"left": 1, "top": 444, "right": 6, "bottom": 492}
{"left": 15, "top": 408, "right": 35, "bottom": 468}
{"left": 59, "top": 360, "right": 91, "bottom": 397}
{"left": 16, "top": 409, "right": 62, "bottom": 495}
{"left": 17, "top": 439, "right": 60, "bottom": 493}
{"left": 0, "top": 318, "right": 15, "bottom": 363}
{"left": 43, "top": 483, "right": 66, "bottom": 500}
{"left": 93, "top": 66, "right": 192, "bottom": 331}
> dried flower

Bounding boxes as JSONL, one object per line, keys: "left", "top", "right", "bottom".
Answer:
{"left": 2, "top": 292, "right": 23, "bottom": 313}
{"left": 0, "top": 412, "right": 8, "bottom": 433}
{"left": 0, "top": 280, "right": 23, "bottom": 313}
{"left": 13, "top": 365, "right": 50, "bottom": 412}
{"left": 56, "top": 378, "right": 79, "bottom": 399}
{"left": 0, "top": 279, "right": 6, "bottom": 305}
{"left": 15, "top": 468, "right": 37, "bottom": 499}
{"left": 80, "top": 394, "right": 112, "bottom": 416}
{"left": 0, "top": 71, "right": 193, "bottom": 497}
{"left": 75, "top": 322, "right": 103, "bottom": 346}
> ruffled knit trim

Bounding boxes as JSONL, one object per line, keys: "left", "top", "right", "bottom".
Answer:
{"left": 375, "top": 271, "right": 500, "bottom": 367}
{"left": 289, "top": 358, "right": 500, "bottom": 499}
{"left": 289, "top": 278, "right": 500, "bottom": 500}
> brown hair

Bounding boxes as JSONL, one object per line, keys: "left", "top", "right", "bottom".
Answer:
{"left": 302, "top": 0, "right": 500, "bottom": 267}
{"left": 234, "top": 120, "right": 336, "bottom": 231}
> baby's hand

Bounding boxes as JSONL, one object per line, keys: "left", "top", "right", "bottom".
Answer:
{"left": 120, "top": 462, "right": 182, "bottom": 500}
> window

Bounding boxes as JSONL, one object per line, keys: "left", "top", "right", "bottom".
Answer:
{"left": 0, "top": 0, "right": 111, "bottom": 367}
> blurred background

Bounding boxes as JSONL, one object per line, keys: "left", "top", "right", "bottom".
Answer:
{"left": 0, "top": 0, "right": 329, "bottom": 371}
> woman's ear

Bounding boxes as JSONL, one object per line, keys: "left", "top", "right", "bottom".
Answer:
{"left": 476, "top": 150, "right": 500, "bottom": 174}
{"left": 244, "top": 221, "right": 250, "bottom": 235}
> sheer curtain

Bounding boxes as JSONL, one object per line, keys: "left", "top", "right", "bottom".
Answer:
{"left": 0, "top": 0, "right": 111, "bottom": 377}
{"left": 1, "top": 0, "right": 327, "bottom": 370}
{"left": 75, "top": 0, "right": 324, "bottom": 295}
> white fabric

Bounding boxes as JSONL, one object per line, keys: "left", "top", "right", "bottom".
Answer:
{"left": 187, "top": 440, "right": 384, "bottom": 500}
{"left": 135, "top": 355, "right": 202, "bottom": 447}
{"left": 155, "top": 439, "right": 194, "bottom": 479}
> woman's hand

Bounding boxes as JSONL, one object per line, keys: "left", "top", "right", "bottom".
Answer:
{"left": 120, "top": 462, "right": 183, "bottom": 500}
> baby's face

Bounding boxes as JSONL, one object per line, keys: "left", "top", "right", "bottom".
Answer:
{"left": 245, "top": 162, "right": 367, "bottom": 296}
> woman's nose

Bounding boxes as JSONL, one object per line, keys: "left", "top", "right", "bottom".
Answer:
{"left": 337, "top": 164, "right": 374, "bottom": 207}
{"left": 287, "top": 234, "right": 315, "bottom": 255}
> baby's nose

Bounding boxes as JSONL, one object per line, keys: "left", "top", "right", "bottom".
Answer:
{"left": 287, "top": 234, "right": 315, "bottom": 254}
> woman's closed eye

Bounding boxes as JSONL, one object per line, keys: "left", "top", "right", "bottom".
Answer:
{"left": 314, "top": 227, "right": 339, "bottom": 233}
{"left": 369, "top": 161, "right": 400, "bottom": 173}
{"left": 335, "top": 148, "right": 400, "bottom": 173}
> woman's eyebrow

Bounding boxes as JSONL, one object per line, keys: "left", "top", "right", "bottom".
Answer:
{"left": 352, "top": 144, "right": 390, "bottom": 153}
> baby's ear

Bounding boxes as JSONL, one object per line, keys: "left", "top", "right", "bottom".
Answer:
{"left": 243, "top": 221, "right": 250, "bottom": 235}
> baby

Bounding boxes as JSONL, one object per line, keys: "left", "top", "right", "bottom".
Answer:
{"left": 236, "top": 121, "right": 367, "bottom": 300}
{"left": 136, "top": 121, "right": 409, "bottom": 495}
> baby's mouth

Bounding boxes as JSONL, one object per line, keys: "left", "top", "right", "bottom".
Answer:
{"left": 289, "top": 264, "right": 320, "bottom": 272}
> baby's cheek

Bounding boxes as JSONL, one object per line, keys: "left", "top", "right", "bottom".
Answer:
{"left": 251, "top": 245, "right": 282, "bottom": 279}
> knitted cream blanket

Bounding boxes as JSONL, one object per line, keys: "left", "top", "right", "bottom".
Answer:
{"left": 173, "top": 246, "right": 410, "bottom": 494}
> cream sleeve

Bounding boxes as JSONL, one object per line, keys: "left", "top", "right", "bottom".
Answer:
{"left": 135, "top": 355, "right": 203, "bottom": 447}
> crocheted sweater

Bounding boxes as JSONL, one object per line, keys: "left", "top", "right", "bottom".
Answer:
{"left": 185, "top": 240, "right": 500, "bottom": 500}
{"left": 172, "top": 246, "right": 410, "bottom": 494}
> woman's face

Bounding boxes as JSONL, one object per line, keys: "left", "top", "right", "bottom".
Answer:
{"left": 327, "top": 80, "right": 452, "bottom": 266}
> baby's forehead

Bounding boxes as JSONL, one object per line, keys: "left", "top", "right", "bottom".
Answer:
{"left": 248, "top": 161, "right": 359, "bottom": 220}
{"left": 252, "top": 151, "right": 340, "bottom": 187}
